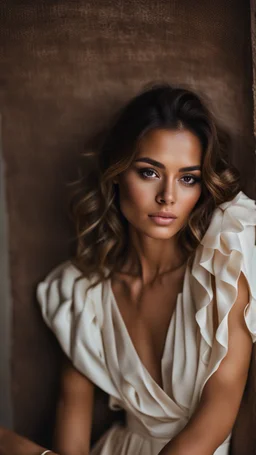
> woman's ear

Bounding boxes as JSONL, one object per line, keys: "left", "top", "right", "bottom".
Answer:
{"left": 113, "top": 177, "right": 119, "bottom": 185}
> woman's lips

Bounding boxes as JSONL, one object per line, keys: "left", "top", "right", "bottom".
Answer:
{"left": 149, "top": 215, "right": 177, "bottom": 226}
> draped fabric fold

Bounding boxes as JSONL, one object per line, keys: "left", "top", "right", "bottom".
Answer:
{"left": 37, "top": 191, "right": 256, "bottom": 455}
{"left": 191, "top": 191, "right": 256, "bottom": 399}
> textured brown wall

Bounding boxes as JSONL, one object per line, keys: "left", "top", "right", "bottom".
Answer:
{"left": 0, "top": 0, "right": 255, "bottom": 452}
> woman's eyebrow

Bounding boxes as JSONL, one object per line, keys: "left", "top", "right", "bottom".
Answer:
{"left": 134, "top": 158, "right": 201, "bottom": 172}
{"left": 134, "top": 158, "right": 165, "bottom": 168}
{"left": 179, "top": 165, "right": 201, "bottom": 171}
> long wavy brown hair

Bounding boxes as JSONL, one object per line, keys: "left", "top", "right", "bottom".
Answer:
{"left": 69, "top": 84, "right": 240, "bottom": 285}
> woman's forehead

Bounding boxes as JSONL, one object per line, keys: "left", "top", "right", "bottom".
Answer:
{"left": 134, "top": 128, "right": 202, "bottom": 166}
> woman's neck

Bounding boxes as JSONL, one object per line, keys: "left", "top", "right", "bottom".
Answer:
{"left": 119, "top": 228, "right": 186, "bottom": 285}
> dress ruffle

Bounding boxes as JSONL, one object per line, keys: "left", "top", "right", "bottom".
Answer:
{"left": 191, "top": 191, "right": 256, "bottom": 397}
{"left": 36, "top": 190, "right": 256, "bottom": 455}
{"left": 37, "top": 261, "right": 119, "bottom": 398}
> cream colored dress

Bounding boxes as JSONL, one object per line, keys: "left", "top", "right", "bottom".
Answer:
{"left": 37, "top": 191, "right": 256, "bottom": 455}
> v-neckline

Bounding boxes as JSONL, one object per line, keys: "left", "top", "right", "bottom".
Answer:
{"left": 108, "top": 268, "right": 188, "bottom": 392}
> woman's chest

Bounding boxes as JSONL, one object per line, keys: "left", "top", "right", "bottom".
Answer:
{"left": 110, "top": 275, "right": 184, "bottom": 388}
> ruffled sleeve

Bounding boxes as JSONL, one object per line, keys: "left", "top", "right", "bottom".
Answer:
{"left": 191, "top": 191, "right": 256, "bottom": 398}
{"left": 36, "top": 261, "right": 119, "bottom": 397}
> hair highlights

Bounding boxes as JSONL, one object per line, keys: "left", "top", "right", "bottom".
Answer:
{"left": 69, "top": 84, "right": 240, "bottom": 285}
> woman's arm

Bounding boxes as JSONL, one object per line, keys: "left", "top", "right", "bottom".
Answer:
{"left": 159, "top": 272, "right": 253, "bottom": 455}
{"left": 0, "top": 426, "right": 58, "bottom": 455}
{"left": 53, "top": 356, "right": 95, "bottom": 455}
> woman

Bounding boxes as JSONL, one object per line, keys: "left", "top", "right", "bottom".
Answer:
{"left": 0, "top": 426, "right": 56, "bottom": 455}
{"left": 37, "top": 84, "right": 256, "bottom": 455}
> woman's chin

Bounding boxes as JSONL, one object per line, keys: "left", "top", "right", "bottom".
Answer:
{"left": 142, "top": 227, "right": 178, "bottom": 240}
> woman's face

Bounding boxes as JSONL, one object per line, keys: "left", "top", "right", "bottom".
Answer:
{"left": 116, "top": 128, "right": 203, "bottom": 240}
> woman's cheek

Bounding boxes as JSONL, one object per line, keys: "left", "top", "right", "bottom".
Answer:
{"left": 122, "top": 176, "right": 151, "bottom": 205}
{"left": 176, "top": 184, "right": 198, "bottom": 210}
{"left": 118, "top": 180, "right": 142, "bottom": 216}
{"left": 183, "top": 188, "right": 202, "bottom": 217}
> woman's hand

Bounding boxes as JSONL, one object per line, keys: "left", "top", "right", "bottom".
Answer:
{"left": 157, "top": 438, "right": 193, "bottom": 455}
{"left": 157, "top": 435, "right": 213, "bottom": 455}
{"left": 0, "top": 426, "right": 60, "bottom": 455}
{"left": 158, "top": 446, "right": 212, "bottom": 455}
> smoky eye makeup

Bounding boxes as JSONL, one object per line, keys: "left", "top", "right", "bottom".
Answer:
{"left": 137, "top": 167, "right": 159, "bottom": 179}
{"left": 135, "top": 162, "right": 202, "bottom": 184}
{"left": 179, "top": 174, "right": 202, "bottom": 186}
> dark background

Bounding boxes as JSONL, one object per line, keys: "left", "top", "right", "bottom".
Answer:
{"left": 0, "top": 1, "right": 255, "bottom": 453}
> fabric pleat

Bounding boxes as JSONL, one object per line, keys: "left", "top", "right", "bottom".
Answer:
{"left": 37, "top": 191, "right": 256, "bottom": 455}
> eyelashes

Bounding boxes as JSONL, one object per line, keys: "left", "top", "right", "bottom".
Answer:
{"left": 137, "top": 168, "right": 201, "bottom": 186}
{"left": 138, "top": 168, "right": 158, "bottom": 179}
{"left": 180, "top": 175, "right": 201, "bottom": 186}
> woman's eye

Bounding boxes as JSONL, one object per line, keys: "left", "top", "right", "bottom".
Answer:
{"left": 180, "top": 175, "right": 201, "bottom": 185}
{"left": 138, "top": 168, "right": 158, "bottom": 179}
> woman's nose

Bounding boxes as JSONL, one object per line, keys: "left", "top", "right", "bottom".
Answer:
{"left": 156, "top": 180, "right": 176, "bottom": 205}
